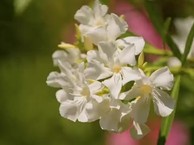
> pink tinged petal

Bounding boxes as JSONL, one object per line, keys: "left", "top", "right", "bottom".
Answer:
{"left": 59, "top": 98, "right": 86, "bottom": 122}
{"left": 130, "top": 121, "right": 150, "bottom": 139}
{"left": 74, "top": 6, "right": 93, "bottom": 24}
{"left": 99, "top": 108, "right": 122, "bottom": 132}
{"left": 152, "top": 88, "right": 175, "bottom": 117}
{"left": 93, "top": 0, "right": 108, "bottom": 17}
{"left": 150, "top": 67, "right": 174, "bottom": 90}
{"left": 131, "top": 96, "right": 151, "bottom": 124}
{"left": 118, "top": 44, "right": 136, "bottom": 65}
{"left": 103, "top": 74, "right": 122, "bottom": 99}
{"left": 121, "top": 67, "right": 141, "bottom": 85}
{"left": 85, "top": 61, "right": 112, "bottom": 80}
{"left": 117, "top": 36, "right": 145, "bottom": 55}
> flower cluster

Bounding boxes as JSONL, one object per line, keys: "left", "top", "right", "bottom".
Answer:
{"left": 47, "top": 0, "right": 175, "bottom": 139}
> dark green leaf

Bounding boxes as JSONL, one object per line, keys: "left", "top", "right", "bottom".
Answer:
{"left": 165, "top": 34, "right": 182, "bottom": 60}
{"left": 144, "top": 0, "right": 163, "bottom": 36}
{"left": 182, "top": 22, "right": 194, "bottom": 65}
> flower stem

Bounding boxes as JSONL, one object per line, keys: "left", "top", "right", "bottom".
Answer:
{"left": 157, "top": 75, "right": 181, "bottom": 145}
{"left": 144, "top": 44, "right": 173, "bottom": 56}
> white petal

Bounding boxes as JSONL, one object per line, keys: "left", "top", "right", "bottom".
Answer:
{"left": 74, "top": 6, "right": 93, "bottom": 24}
{"left": 85, "top": 60, "right": 112, "bottom": 80}
{"left": 59, "top": 98, "right": 86, "bottom": 122}
{"left": 103, "top": 74, "right": 122, "bottom": 99}
{"left": 117, "top": 36, "right": 145, "bottom": 55}
{"left": 56, "top": 89, "right": 69, "bottom": 103}
{"left": 89, "top": 81, "right": 103, "bottom": 93}
{"left": 152, "top": 88, "right": 175, "bottom": 117}
{"left": 130, "top": 121, "right": 150, "bottom": 139}
{"left": 80, "top": 98, "right": 101, "bottom": 122}
{"left": 121, "top": 67, "right": 141, "bottom": 85}
{"left": 99, "top": 108, "right": 121, "bottom": 132}
{"left": 118, "top": 45, "right": 136, "bottom": 65}
{"left": 150, "top": 67, "right": 174, "bottom": 90}
{"left": 107, "top": 13, "right": 128, "bottom": 40}
{"left": 93, "top": 0, "right": 108, "bottom": 17}
{"left": 80, "top": 25, "right": 107, "bottom": 45}
{"left": 46, "top": 72, "right": 70, "bottom": 88}
{"left": 98, "top": 41, "right": 117, "bottom": 62}
{"left": 52, "top": 50, "right": 68, "bottom": 66}
{"left": 86, "top": 50, "right": 101, "bottom": 62}
{"left": 124, "top": 85, "right": 142, "bottom": 100}
{"left": 131, "top": 97, "right": 151, "bottom": 123}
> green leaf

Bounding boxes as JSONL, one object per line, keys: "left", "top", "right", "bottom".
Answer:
{"left": 157, "top": 75, "right": 181, "bottom": 145}
{"left": 144, "top": 0, "right": 163, "bottom": 35}
{"left": 163, "top": 18, "right": 172, "bottom": 37}
{"left": 165, "top": 35, "right": 182, "bottom": 60}
{"left": 144, "top": 1, "right": 182, "bottom": 60}
{"left": 182, "top": 22, "right": 194, "bottom": 65}
{"left": 100, "top": 0, "right": 110, "bottom": 5}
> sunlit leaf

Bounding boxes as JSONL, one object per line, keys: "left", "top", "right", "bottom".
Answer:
{"left": 14, "top": 0, "right": 32, "bottom": 15}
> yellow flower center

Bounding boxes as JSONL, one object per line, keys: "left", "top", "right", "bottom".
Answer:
{"left": 112, "top": 65, "right": 121, "bottom": 73}
{"left": 140, "top": 85, "right": 152, "bottom": 95}
{"left": 81, "top": 86, "right": 90, "bottom": 98}
{"left": 95, "top": 17, "right": 105, "bottom": 27}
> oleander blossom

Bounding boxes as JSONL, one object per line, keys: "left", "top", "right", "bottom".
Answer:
{"left": 46, "top": 0, "right": 175, "bottom": 140}
{"left": 74, "top": 0, "right": 128, "bottom": 45}
{"left": 85, "top": 39, "right": 144, "bottom": 99}
{"left": 125, "top": 67, "right": 175, "bottom": 124}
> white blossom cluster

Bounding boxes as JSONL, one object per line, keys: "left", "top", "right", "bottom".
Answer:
{"left": 46, "top": 0, "right": 175, "bottom": 139}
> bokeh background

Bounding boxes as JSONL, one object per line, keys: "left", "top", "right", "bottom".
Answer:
{"left": 0, "top": 0, "right": 194, "bottom": 145}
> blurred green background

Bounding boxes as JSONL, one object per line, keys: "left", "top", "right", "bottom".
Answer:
{"left": 0, "top": 0, "right": 105, "bottom": 145}
{"left": 0, "top": 0, "right": 194, "bottom": 145}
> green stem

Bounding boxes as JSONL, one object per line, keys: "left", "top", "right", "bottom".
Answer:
{"left": 144, "top": 44, "right": 173, "bottom": 56}
{"left": 157, "top": 75, "right": 181, "bottom": 145}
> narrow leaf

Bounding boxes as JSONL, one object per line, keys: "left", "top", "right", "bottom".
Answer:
{"left": 163, "top": 18, "right": 172, "bottom": 37}
{"left": 182, "top": 22, "right": 194, "bottom": 65}
{"left": 144, "top": 1, "right": 163, "bottom": 36}
{"left": 144, "top": 1, "right": 182, "bottom": 60}
{"left": 165, "top": 35, "right": 182, "bottom": 60}
{"left": 157, "top": 75, "right": 181, "bottom": 145}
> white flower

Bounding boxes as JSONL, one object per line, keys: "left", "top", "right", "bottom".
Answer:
{"left": 168, "top": 17, "right": 194, "bottom": 67}
{"left": 99, "top": 98, "right": 131, "bottom": 132}
{"left": 74, "top": 0, "right": 128, "bottom": 44}
{"left": 116, "top": 36, "right": 145, "bottom": 55}
{"left": 52, "top": 46, "right": 85, "bottom": 67}
{"left": 130, "top": 121, "right": 150, "bottom": 139}
{"left": 47, "top": 62, "right": 105, "bottom": 122}
{"left": 125, "top": 67, "right": 175, "bottom": 123}
{"left": 85, "top": 41, "right": 142, "bottom": 99}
